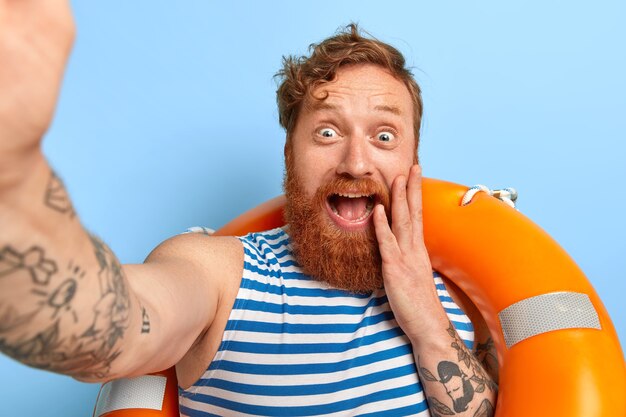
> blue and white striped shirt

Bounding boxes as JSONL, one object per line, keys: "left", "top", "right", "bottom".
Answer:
{"left": 179, "top": 228, "right": 474, "bottom": 416}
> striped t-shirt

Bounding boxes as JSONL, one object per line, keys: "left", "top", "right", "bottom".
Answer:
{"left": 179, "top": 228, "right": 474, "bottom": 416}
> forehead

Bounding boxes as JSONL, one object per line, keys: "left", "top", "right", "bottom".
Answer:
{"left": 305, "top": 64, "right": 413, "bottom": 115}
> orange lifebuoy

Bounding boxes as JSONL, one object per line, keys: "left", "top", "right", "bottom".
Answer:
{"left": 92, "top": 367, "right": 178, "bottom": 417}
{"left": 93, "top": 178, "right": 626, "bottom": 417}
{"left": 423, "top": 178, "right": 625, "bottom": 417}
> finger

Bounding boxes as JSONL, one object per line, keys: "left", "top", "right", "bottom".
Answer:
{"left": 373, "top": 204, "right": 401, "bottom": 263}
{"left": 407, "top": 164, "right": 424, "bottom": 237}
{"left": 391, "top": 175, "right": 412, "bottom": 249}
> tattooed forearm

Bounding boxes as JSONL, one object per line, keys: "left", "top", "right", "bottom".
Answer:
{"left": 427, "top": 395, "right": 455, "bottom": 416}
{"left": 474, "top": 337, "right": 498, "bottom": 382}
{"left": 418, "top": 323, "right": 497, "bottom": 416}
{"left": 0, "top": 235, "right": 132, "bottom": 379}
{"left": 473, "top": 399, "right": 495, "bottom": 417}
{"left": 44, "top": 170, "right": 75, "bottom": 217}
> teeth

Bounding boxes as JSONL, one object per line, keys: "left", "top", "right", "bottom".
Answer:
{"left": 354, "top": 205, "right": 374, "bottom": 221}
{"left": 328, "top": 193, "right": 376, "bottom": 222}
{"left": 336, "top": 193, "right": 372, "bottom": 198}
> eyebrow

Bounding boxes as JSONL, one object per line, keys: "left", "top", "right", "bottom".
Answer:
{"left": 308, "top": 102, "right": 402, "bottom": 116}
{"left": 373, "top": 104, "right": 402, "bottom": 116}
{"left": 308, "top": 101, "right": 339, "bottom": 112}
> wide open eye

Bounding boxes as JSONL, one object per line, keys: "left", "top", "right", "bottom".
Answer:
{"left": 376, "top": 131, "right": 396, "bottom": 143}
{"left": 318, "top": 127, "right": 338, "bottom": 138}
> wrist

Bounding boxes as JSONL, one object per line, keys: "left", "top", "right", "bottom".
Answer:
{"left": 403, "top": 307, "right": 452, "bottom": 350}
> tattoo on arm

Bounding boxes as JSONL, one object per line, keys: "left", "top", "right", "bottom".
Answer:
{"left": 0, "top": 235, "right": 132, "bottom": 379}
{"left": 428, "top": 396, "right": 455, "bottom": 416}
{"left": 473, "top": 399, "right": 495, "bottom": 417}
{"left": 418, "top": 323, "right": 497, "bottom": 416}
{"left": 447, "top": 324, "right": 498, "bottom": 394}
{"left": 474, "top": 337, "right": 498, "bottom": 382}
{"left": 141, "top": 306, "right": 150, "bottom": 334}
{"left": 44, "top": 170, "right": 75, "bottom": 218}
{"left": 0, "top": 245, "right": 60, "bottom": 334}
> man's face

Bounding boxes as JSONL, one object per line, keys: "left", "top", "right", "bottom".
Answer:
{"left": 443, "top": 375, "right": 464, "bottom": 401}
{"left": 284, "top": 64, "right": 416, "bottom": 292}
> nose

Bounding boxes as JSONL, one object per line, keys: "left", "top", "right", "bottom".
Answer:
{"left": 335, "top": 135, "right": 373, "bottom": 178}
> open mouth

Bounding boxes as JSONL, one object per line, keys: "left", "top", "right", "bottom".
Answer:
{"left": 326, "top": 192, "right": 377, "bottom": 229}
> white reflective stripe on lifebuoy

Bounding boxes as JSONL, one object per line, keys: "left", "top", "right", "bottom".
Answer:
{"left": 498, "top": 291, "right": 601, "bottom": 348}
{"left": 94, "top": 375, "right": 167, "bottom": 417}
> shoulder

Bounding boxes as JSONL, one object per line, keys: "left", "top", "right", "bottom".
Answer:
{"left": 147, "top": 231, "right": 242, "bottom": 265}
{"left": 147, "top": 227, "right": 289, "bottom": 274}
{"left": 144, "top": 232, "right": 244, "bottom": 294}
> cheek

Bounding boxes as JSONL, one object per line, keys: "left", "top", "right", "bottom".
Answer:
{"left": 297, "top": 169, "right": 323, "bottom": 200}
{"left": 379, "top": 160, "right": 413, "bottom": 188}
{"left": 291, "top": 153, "right": 334, "bottom": 196}
{"left": 287, "top": 155, "right": 322, "bottom": 201}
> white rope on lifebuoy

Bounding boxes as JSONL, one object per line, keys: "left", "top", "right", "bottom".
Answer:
{"left": 461, "top": 184, "right": 518, "bottom": 208}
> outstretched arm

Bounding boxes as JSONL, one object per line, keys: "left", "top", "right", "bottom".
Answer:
{"left": 0, "top": 0, "right": 233, "bottom": 383}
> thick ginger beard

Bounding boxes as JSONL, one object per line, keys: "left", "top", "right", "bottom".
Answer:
{"left": 283, "top": 149, "right": 391, "bottom": 293}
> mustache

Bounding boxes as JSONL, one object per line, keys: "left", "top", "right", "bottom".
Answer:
{"left": 314, "top": 175, "right": 391, "bottom": 212}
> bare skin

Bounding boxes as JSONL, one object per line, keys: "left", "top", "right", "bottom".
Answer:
{"left": 0, "top": 2, "right": 497, "bottom": 415}
{"left": 0, "top": 0, "right": 241, "bottom": 383}
{"left": 290, "top": 64, "right": 497, "bottom": 415}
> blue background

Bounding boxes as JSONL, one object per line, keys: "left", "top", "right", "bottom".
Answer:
{"left": 1, "top": 1, "right": 624, "bottom": 415}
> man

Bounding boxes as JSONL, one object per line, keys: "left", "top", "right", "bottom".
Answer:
{"left": 0, "top": 1, "right": 497, "bottom": 415}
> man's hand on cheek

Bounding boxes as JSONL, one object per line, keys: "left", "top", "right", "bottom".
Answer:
{"left": 373, "top": 165, "right": 448, "bottom": 340}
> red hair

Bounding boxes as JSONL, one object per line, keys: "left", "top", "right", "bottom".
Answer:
{"left": 275, "top": 23, "right": 423, "bottom": 151}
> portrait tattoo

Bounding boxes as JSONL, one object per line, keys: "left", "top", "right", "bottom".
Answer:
{"left": 44, "top": 170, "right": 75, "bottom": 218}
{"left": 417, "top": 323, "right": 496, "bottom": 417}
{"left": 438, "top": 360, "right": 474, "bottom": 412}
